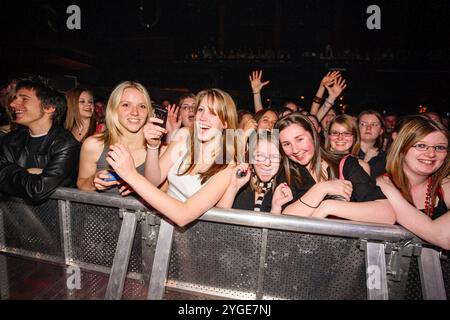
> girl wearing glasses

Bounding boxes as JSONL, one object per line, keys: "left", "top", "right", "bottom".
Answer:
{"left": 274, "top": 113, "right": 395, "bottom": 224}
{"left": 377, "top": 117, "right": 450, "bottom": 249}
{"left": 217, "top": 131, "right": 293, "bottom": 214}
{"left": 355, "top": 110, "right": 387, "bottom": 179}
{"left": 324, "top": 114, "right": 370, "bottom": 175}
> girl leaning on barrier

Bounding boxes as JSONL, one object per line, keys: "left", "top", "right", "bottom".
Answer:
{"left": 216, "top": 130, "right": 293, "bottom": 214}
{"left": 77, "top": 81, "right": 152, "bottom": 196}
{"left": 105, "top": 88, "right": 241, "bottom": 227}
{"left": 273, "top": 113, "right": 395, "bottom": 224}
{"left": 376, "top": 117, "right": 450, "bottom": 250}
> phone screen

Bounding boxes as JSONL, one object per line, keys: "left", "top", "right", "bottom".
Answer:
{"left": 154, "top": 105, "right": 168, "bottom": 128}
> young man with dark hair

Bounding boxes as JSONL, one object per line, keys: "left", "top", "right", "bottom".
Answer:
{"left": 0, "top": 75, "right": 80, "bottom": 203}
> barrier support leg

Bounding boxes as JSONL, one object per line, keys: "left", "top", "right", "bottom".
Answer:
{"left": 364, "top": 241, "right": 389, "bottom": 300}
{"left": 418, "top": 248, "right": 446, "bottom": 300}
{"left": 147, "top": 218, "right": 174, "bottom": 300}
{"left": 105, "top": 209, "right": 138, "bottom": 300}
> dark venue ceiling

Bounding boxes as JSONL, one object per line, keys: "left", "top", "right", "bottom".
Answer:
{"left": 1, "top": 0, "right": 449, "bottom": 114}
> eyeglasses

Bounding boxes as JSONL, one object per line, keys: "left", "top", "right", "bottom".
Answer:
{"left": 181, "top": 105, "right": 195, "bottom": 112}
{"left": 412, "top": 143, "right": 448, "bottom": 153}
{"left": 252, "top": 154, "right": 282, "bottom": 163}
{"left": 329, "top": 130, "right": 353, "bottom": 138}
{"left": 359, "top": 122, "right": 381, "bottom": 128}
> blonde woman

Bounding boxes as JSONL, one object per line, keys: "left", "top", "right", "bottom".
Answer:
{"left": 325, "top": 114, "right": 370, "bottom": 175}
{"left": 77, "top": 81, "right": 152, "bottom": 196}
{"left": 106, "top": 89, "right": 240, "bottom": 227}
{"left": 65, "top": 87, "right": 96, "bottom": 142}
{"left": 377, "top": 117, "right": 450, "bottom": 249}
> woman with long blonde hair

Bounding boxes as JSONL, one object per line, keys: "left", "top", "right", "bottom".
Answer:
{"left": 377, "top": 117, "right": 450, "bottom": 249}
{"left": 77, "top": 81, "right": 152, "bottom": 196}
{"left": 106, "top": 88, "right": 241, "bottom": 227}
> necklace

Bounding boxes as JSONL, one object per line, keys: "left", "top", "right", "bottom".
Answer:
{"left": 76, "top": 124, "right": 84, "bottom": 136}
{"left": 424, "top": 176, "right": 433, "bottom": 217}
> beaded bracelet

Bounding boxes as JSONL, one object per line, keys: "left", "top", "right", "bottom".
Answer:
{"left": 312, "top": 96, "right": 324, "bottom": 104}
{"left": 146, "top": 141, "right": 161, "bottom": 150}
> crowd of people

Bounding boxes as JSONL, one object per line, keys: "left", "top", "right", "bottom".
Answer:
{"left": 0, "top": 70, "right": 448, "bottom": 250}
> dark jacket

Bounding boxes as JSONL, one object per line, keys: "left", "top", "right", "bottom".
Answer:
{"left": 0, "top": 124, "right": 80, "bottom": 203}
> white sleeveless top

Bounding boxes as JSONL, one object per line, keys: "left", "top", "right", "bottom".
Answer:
{"left": 167, "top": 148, "right": 204, "bottom": 202}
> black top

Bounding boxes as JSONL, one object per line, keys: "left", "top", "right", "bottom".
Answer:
{"left": 287, "top": 156, "right": 387, "bottom": 203}
{"left": 232, "top": 183, "right": 274, "bottom": 213}
{"left": 357, "top": 149, "right": 386, "bottom": 179}
{"left": 419, "top": 196, "right": 449, "bottom": 220}
{"left": 26, "top": 135, "right": 47, "bottom": 168}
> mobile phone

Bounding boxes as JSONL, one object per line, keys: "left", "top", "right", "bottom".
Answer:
{"left": 153, "top": 104, "right": 168, "bottom": 128}
{"left": 103, "top": 172, "right": 119, "bottom": 182}
{"left": 236, "top": 168, "right": 248, "bottom": 178}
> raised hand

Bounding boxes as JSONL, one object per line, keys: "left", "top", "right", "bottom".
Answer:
{"left": 320, "top": 71, "right": 341, "bottom": 88}
{"left": 143, "top": 117, "right": 168, "bottom": 148}
{"left": 271, "top": 183, "right": 293, "bottom": 214}
{"left": 249, "top": 70, "right": 270, "bottom": 93}
{"left": 165, "top": 104, "right": 182, "bottom": 133}
{"left": 229, "top": 164, "right": 251, "bottom": 190}
{"left": 325, "top": 76, "right": 347, "bottom": 100}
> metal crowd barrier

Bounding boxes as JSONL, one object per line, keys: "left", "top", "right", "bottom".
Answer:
{"left": 0, "top": 187, "right": 448, "bottom": 300}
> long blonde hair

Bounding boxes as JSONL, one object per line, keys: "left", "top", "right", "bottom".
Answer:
{"left": 99, "top": 81, "right": 152, "bottom": 147}
{"left": 386, "top": 117, "right": 449, "bottom": 204}
{"left": 65, "top": 87, "right": 96, "bottom": 141}
{"left": 180, "top": 88, "right": 238, "bottom": 184}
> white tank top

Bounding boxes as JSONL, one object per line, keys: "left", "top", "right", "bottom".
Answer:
{"left": 167, "top": 148, "right": 204, "bottom": 202}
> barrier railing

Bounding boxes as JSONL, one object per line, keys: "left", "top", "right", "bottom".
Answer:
{"left": 0, "top": 187, "right": 448, "bottom": 300}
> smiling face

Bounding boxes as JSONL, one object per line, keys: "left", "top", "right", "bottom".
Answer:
{"left": 403, "top": 131, "right": 448, "bottom": 177}
{"left": 195, "top": 96, "right": 227, "bottom": 142}
{"left": 10, "top": 87, "right": 53, "bottom": 130}
{"left": 117, "top": 88, "right": 149, "bottom": 133}
{"left": 78, "top": 91, "right": 94, "bottom": 119}
{"left": 329, "top": 122, "right": 354, "bottom": 153}
{"left": 279, "top": 123, "right": 315, "bottom": 166}
{"left": 257, "top": 110, "right": 277, "bottom": 131}
{"left": 179, "top": 97, "right": 196, "bottom": 128}
{"left": 252, "top": 139, "right": 281, "bottom": 182}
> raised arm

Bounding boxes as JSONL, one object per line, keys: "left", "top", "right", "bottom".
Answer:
{"left": 310, "top": 71, "right": 340, "bottom": 116}
{"left": 107, "top": 143, "right": 234, "bottom": 227}
{"left": 249, "top": 70, "right": 270, "bottom": 113}
{"left": 376, "top": 176, "right": 450, "bottom": 249}
{"left": 216, "top": 164, "right": 250, "bottom": 208}
{"left": 143, "top": 116, "right": 182, "bottom": 187}
{"left": 316, "top": 76, "right": 347, "bottom": 122}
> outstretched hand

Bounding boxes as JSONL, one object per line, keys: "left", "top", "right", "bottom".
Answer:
{"left": 320, "top": 71, "right": 341, "bottom": 88}
{"left": 106, "top": 144, "right": 138, "bottom": 183}
{"left": 249, "top": 70, "right": 270, "bottom": 93}
{"left": 325, "top": 76, "right": 347, "bottom": 100}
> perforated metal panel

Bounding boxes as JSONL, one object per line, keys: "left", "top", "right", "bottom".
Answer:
{"left": 168, "top": 221, "right": 263, "bottom": 299}
{"left": 69, "top": 202, "right": 142, "bottom": 274}
{"left": 442, "top": 256, "right": 450, "bottom": 299}
{"left": 263, "top": 231, "right": 367, "bottom": 300}
{"left": 0, "top": 199, "right": 63, "bottom": 258}
{"left": 404, "top": 257, "right": 422, "bottom": 300}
